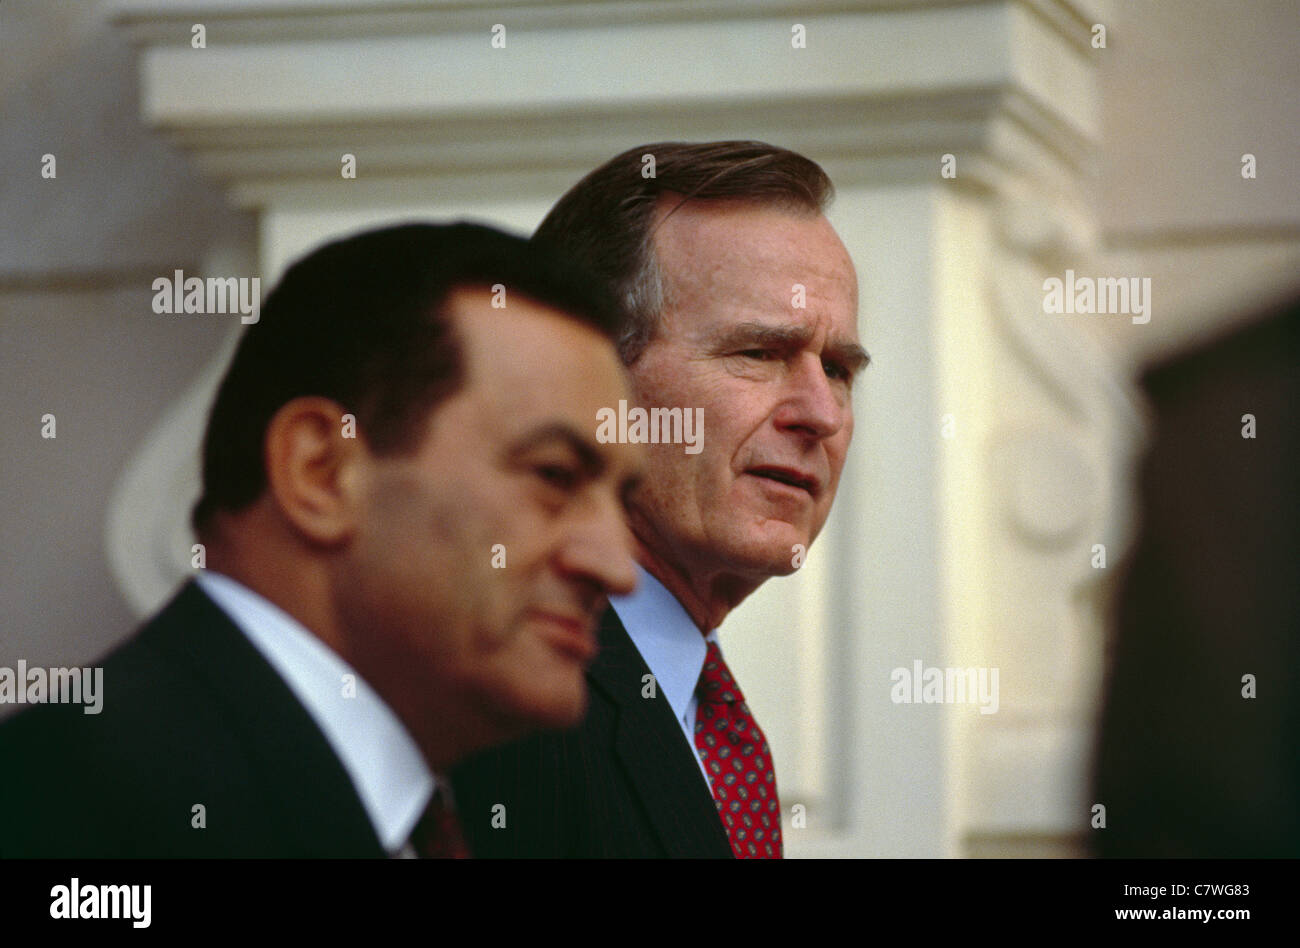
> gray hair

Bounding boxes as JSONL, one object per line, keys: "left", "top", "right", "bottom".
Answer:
{"left": 532, "top": 141, "right": 834, "bottom": 364}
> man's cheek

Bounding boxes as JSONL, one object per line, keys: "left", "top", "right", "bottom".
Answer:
{"left": 469, "top": 580, "right": 523, "bottom": 652}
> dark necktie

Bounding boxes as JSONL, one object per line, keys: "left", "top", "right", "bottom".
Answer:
{"left": 410, "top": 788, "right": 470, "bottom": 859}
{"left": 693, "top": 639, "right": 783, "bottom": 858}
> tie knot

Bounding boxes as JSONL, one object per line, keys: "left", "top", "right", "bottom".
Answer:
{"left": 697, "top": 639, "right": 745, "bottom": 706}
{"left": 411, "top": 787, "right": 470, "bottom": 859}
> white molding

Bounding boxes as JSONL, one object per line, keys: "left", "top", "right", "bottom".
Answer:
{"left": 107, "top": 0, "right": 1107, "bottom": 45}
{"left": 104, "top": 238, "right": 257, "bottom": 618}
{"left": 107, "top": 1, "right": 1101, "bottom": 212}
{"left": 104, "top": 326, "right": 240, "bottom": 617}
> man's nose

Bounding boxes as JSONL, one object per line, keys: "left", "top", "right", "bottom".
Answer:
{"left": 556, "top": 494, "right": 639, "bottom": 597}
{"left": 773, "top": 353, "right": 847, "bottom": 440}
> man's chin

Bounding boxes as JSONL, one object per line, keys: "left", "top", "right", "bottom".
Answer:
{"left": 496, "top": 684, "right": 589, "bottom": 736}
{"left": 725, "top": 528, "right": 815, "bottom": 577}
{"left": 532, "top": 689, "right": 588, "bottom": 730}
{"left": 766, "top": 556, "right": 802, "bottom": 578}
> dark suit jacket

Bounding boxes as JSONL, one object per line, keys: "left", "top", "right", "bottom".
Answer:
{"left": 1092, "top": 295, "right": 1300, "bottom": 857}
{"left": 0, "top": 581, "right": 385, "bottom": 858}
{"left": 450, "top": 605, "right": 732, "bottom": 857}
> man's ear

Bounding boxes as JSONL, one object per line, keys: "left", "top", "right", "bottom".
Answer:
{"left": 264, "top": 397, "right": 365, "bottom": 546}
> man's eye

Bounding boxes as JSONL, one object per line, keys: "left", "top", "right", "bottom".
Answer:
{"left": 536, "top": 465, "right": 579, "bottom": 490}
{"left": 737, "top": 349, "right": 775, "bottom": 361}
{"left": 824, "top": 360, "right": 850, "bottom": 381}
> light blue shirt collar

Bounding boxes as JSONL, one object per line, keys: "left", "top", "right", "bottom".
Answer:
{"left": 194, "top": 571, "right": 434, "bottom": 855}
{"left": 609, "top": 565, "right": 714, "bottom": 787}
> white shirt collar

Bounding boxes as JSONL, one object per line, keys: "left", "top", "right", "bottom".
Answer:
{"left": 194, "top": 571, "right": 433, "bottom": 855}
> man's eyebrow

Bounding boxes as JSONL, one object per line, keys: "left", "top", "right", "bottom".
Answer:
{"left": 712, "top": 321, "right": 810, "bottom": 351}
{"left": 505, "top": 422, "right": 605, "bottom": 473}
{"left": 828, "top": 339, "right": 871, "bottom": 374}
{"left": 713, "top": 321, "right": 871, "bottom": 374}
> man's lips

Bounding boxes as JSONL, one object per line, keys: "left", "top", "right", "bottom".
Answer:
{"left": 527, "top": 609, "right": 598, "bottom": 663}
{"left": 745, "top": 465, "right": 821, "bottom": 496}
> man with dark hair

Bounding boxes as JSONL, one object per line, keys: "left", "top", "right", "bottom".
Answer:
{"left": 0, "top": 222, "right": 644, "bottom": 857}
{"left": 453, "top": 142, "right": 868, "bottom": 858}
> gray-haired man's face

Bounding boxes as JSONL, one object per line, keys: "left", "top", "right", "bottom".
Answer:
{"left": 626, "top": 200, "right": 863, "bottom": 584}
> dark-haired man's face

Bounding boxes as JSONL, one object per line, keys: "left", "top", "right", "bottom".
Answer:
{"left": 337, "top": 288, "right": 642, "bottom": 758}
{"left": 628, "top": 201, "right": 862, "bottom": 587}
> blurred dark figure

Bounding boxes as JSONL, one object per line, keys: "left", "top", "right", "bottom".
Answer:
{"left": 1093, "top": 290, "right": 1300, "bottom": 857}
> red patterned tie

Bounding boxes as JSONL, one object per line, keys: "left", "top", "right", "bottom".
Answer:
{"left": 410, "top": 788, "right": 470, "bottom": 859}
{"left": 694, "top": 639, "right": 783, "bottom": 858}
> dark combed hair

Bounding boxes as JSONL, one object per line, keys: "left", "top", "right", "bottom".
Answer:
{"left": 192, "top": 221, "right": 618, "bottom": 534}
{"left": 532, "top": 141, "right": 834, "bottom": 363}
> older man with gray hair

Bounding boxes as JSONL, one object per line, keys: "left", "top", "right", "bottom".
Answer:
{"left": 453, "top": 141, "right": 868, "bottom": 858}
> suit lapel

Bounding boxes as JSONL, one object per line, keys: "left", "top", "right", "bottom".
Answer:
{"left": 587, "top": 607, "right": 733, "bottom": 857}
{"left": 142, "top": 581, "right": 386, "bottom": 857}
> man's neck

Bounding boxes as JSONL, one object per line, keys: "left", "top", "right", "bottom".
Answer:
{"left": 204, "top": 542, "right": 477, "bottom": 772}
{"left": 633, "top": 539, "right": 762, "bottom": 633}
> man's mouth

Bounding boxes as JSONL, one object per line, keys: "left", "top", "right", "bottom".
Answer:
{"left": 528, "top": 609, "right": 599, "bottom": 663}
{"left": 746, "top": 466, "right": 820, "bottom": 495}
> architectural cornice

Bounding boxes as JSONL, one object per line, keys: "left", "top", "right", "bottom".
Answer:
{"left": 108, "top": 1, "right": 1107, "bottom": 48}
{"left": 108, "top": 0, "right": 1103, "bottom": 209}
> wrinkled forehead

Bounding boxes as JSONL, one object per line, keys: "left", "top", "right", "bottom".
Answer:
{"left": 649, "top": 200, "right": 859, "bottom": 338}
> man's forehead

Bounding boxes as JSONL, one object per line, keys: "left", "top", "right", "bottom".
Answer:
{"left": 446, "top": 288, "right": 628, "bottom": 417}
{"left": 654, "top": 193, "right": 843, "bottom": 239}
{"left": 653, "top": 202, "right": 855, "bottom": 290}
{"left": 449, "top": 285, "right": 613, "bottom": 364}
{"left": 654, "top": 226, "right": 857, "bottom": 339}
